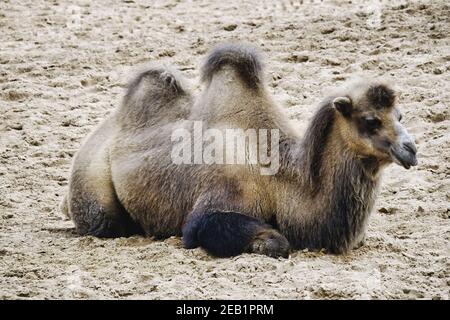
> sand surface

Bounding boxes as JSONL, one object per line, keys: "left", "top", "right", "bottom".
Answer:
{"left": 0, "top": 0, "right": 449, "bottom": 299}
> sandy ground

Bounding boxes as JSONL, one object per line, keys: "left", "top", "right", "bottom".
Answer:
{"left": 0, "top": 0, "right": 449, "bottom": 299}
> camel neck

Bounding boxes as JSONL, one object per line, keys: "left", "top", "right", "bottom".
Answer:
{"left": 277, "top": 101, "right": 381, "bottom": 251}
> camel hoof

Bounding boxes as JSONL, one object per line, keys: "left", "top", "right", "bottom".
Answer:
{"left": 250, "top": 229, "right": 290, "bottom": 258}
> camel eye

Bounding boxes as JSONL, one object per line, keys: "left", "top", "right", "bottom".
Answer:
{"left": 398, "top": 114, "right": 403, "bottom": 122}
{"left": 364, "top": 117, "right": 382, "bottom": 131}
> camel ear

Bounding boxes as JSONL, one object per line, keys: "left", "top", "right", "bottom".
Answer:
{"left": 333, "top": 97, "right": 353, "bottom": 118}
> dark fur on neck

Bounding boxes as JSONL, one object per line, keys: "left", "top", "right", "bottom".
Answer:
{"left": 301, "top": 98, "right": 336, "bottom": 193}
{"left": 287, "top": 149, "right": 378, "bottom": 253}
{"left": 280, "top": 98, "right": 380, "bottom": 253}
{"left": 301, "top": 152, "right": 377, "bottom": 253}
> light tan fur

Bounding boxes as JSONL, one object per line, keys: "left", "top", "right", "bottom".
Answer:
{"left": 63, "top": 44, "right": 417, "bottom": 256}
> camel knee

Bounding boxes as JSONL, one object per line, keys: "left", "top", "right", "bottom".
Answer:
{"left": 70, "top": 197, "right": 142, "bottom": 238}
{"left": 249, "top": 228, "right": 290, "bottom": 258}
{"left": 182, "top": 211, "right": 259, "bottom": 257}
{"left": 182, "top": 211, "right": 288, "bottom": 258}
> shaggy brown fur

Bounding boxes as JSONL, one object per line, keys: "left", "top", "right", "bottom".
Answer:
{"left": 62, "top": 44, "right": 417, "bottom": 257}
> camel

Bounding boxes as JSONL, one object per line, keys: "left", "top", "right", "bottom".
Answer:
{"left": 61, "top": 43, "right": 418, "bottom": 258}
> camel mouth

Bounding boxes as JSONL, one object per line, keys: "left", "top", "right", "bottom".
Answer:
{"left": 389, "top": 144, "right": 418, "bottom": 169}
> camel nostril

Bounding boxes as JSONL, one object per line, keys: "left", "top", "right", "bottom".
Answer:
{"left": 390, "top": 140, "right": 418, "bottom": 169}
{"left": 403, "top": 141, "right": 417, "bottom": 155}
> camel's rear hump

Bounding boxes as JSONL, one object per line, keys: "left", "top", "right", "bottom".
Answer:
{"left": 118, "top": 65, "right": 192, "bottom": 128}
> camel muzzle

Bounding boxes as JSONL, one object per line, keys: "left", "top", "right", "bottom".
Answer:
{"left": 390, "top": 140, "right": 418, "bottom": 169}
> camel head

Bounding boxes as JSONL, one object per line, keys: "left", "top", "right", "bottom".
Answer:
{"left": 331, "top": 80, "right": 418, "bottom": 169}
